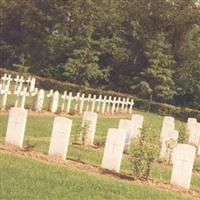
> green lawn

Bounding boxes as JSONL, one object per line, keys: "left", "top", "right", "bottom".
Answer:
{"left": 1, "top": 111, "right": 200, "bottom": 195}
{"left": 0, "top": 152, "right": 197, "bottom": 200}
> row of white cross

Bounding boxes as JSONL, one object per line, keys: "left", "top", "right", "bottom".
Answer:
{"left": 1, "top": 73, "right": 36, "bottom": 93}
{"left": 0, "top": 74, "right": 134, "bottom": 114}
{"left": 46, "top": 90, "right": 134, "bottom": 114}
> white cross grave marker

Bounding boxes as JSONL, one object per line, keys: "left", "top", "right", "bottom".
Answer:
{"left": 5, "top": 107, "right": 28, "bottom": 148}
{"left": 61, "top": 91, "right": 67, "bottom": 112}
{"left": 50, "top": 91, "right": 59, "bottom": 113}
{"left": 66, "top": 92, "right": 72, "bottom": 113}
{"left": 91, "top": 95, "right": 96, "bottom": 112}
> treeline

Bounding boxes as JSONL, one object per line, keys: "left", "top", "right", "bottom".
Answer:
{"left": 0, "top": 0, "right": 200, "bottom": 109}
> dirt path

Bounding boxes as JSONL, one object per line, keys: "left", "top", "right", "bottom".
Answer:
{"left": 0, "top": 144, "right": 199, "bottom": 199}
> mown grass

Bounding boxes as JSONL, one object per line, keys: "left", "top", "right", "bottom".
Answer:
{"left": 0, "top": 110, "right": 200, "bottom": 194}
{"left": 0, "top": 152, "right": 197, "bottom": 200}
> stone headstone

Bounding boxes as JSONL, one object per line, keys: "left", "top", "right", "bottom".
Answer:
{"left": 101, "top": 128, "right": 126, "bottom": 172}
{"left": 48, "top": 117, "right": 72, "bottom": 159}
{"left": 81, "top": 112, "right": 98, "bottom": 145}
{"left": 198, "top": 141, "right": 200, "bottom": 156}
{"left": 47, "top": 89, "right": 54, "bottom": 110}
{"left": 50, "top": 91, "right": 59, "bottom": 113}
{"left": 187, "top": 118, "right": 197, "bottom": 134}
{"left": 170, "top": 144, "right": 196, "bottom": 190}
{"left": 131, "top": 114, "right": 144, "bottom": 138}
{"left": 111, "top": 97, "right": 117, "bottom": 114}
{"left": 118, "top": 119, "right": 132, "bottom": 152}
{"left": 29, "top": 77, "right": 36, "bottom": 92}
{"left": 5, "top": 107, "right": 27, "bottom": 148}
{"left": 160, "top": 116, "right": 175, "bottom": 143}
{"left": 34, "top": 89, "right": 45, "bottom": 112}
{"left": 188, "top": 122, "right": 200, "bottom": 147}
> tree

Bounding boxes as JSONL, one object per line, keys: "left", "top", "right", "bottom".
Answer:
{"left": 133, "top": 33, "right": 176, "bottom": 102}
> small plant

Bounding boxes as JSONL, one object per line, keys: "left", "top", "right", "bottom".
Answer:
{"left": 24, "top": 139, "right": 36, "bottom": 151}
{"left": 80, "top": 120, "right": 90, "bottom": 145}
{"left": 178, "top": 124, "right": 188, "bottom": 143}
{"left": 94, "top": 137, "right": 106, "bottom": 147}
{"left": 130, "top": 127, "right": 159, "bottom": 180}
{"left": 55, "top": 107, "right": 62, "bottom": 115}
{"left": 69, "top": 109, "right": 76, "bottom": 115}
{"left": 166, "top": 138, "right": 177, "bottom": 163}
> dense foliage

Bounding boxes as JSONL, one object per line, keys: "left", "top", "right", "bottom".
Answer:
{"left": 0, "top": 0, "right": 200, "bottom": 109}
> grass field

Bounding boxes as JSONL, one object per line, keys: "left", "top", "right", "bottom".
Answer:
{"left": 1, "top": 110, "right": 200, "bottom": 197}
{"left": 0, "top": 152, "right": 197, "bottom": 200}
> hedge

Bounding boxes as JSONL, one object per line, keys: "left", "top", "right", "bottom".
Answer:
{"left": 1, "top": 67, "right": 200, "bottom": 121}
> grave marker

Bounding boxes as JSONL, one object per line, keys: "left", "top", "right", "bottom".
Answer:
{"left": 86, "top": 94, "right": 91, "bottom": 111}
{"left": 170, "top": 144, "right": 196, "bottom": 190}
{"left": 34, "top": 89, "right": 45, "bottom": 112}
{"left": 188, "top": 122, "right": 200, "bottom": 147}
{"left": 118, "top": 119, "right": 132, "bottom": 152}
{"left": 131, "top": 114, "right": 144, "bottom": 138}
{"left": 61, "top": 91, "right": 67, "bottom": 112}
{"left": 29, "top": 77, "right": 36, "bottom": 92}
{"left": 160, "top": 116, "right": 175, "bottom": 143}
{"left": 66, "top": 92, "right": 72, "bottom": 113}
{"left": 79, "top": 94, "right": 85, "bottom": 114}
{"left": 101, "top": 128, "right": 126, "bottom": 172}
{"left": 91, "top": 95, "right": 96, "bottom": 112}
{"left": 48, "top": 117, "right": 72, "bottom": 159}
{"left": 81, "top": 112, "right": 98, "bottom": 145}
{"left": 50, "top": 91, "right": 59, "bottom": 113}
{"left": 5, "top": 107, "right": 27, "bottom": 148}
{"left": 101, "top": 96, "right": 107, "bottom": 114}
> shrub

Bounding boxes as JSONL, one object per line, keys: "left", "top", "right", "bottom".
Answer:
{"left": 80, "top": 120, "right": 90, "bottom": 145}
{"left": 130, "top": 127, "right": 159, "bottom": 180}
{"left": 178, "top": 124, "right": 188, "bottom": 144}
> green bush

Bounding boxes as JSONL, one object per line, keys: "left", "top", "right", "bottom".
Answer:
{"left": 178, "top": 124, "right": 188, "bottom": 144}
{"left": 130, "top": 127, "right": 159, "bottom": 180}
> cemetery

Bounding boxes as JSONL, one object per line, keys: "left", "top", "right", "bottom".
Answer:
{"left": 0, "top": 72, "right": 200, "bottom": 200}
{"left": 1, "top": 1, "right": 200, "bottom": 199}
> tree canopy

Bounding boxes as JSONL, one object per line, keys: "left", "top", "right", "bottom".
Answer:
{"left": 0, "top": 0, "right": 200, "bottom": 109}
